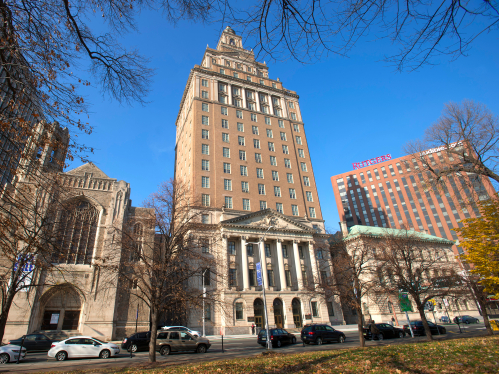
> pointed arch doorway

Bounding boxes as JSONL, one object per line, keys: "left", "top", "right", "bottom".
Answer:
{"left": 292, "top": 298, "right": 303, "bottom": 328}
{"left": 254, "top": 298, "right": 264, "bottom": 328}
{"left": 273, "top": 298, "right": 284, "bottom": 328}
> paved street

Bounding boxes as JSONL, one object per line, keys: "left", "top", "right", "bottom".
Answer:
{"left": 0, "top": 324, "right": 490, "bottom": 373}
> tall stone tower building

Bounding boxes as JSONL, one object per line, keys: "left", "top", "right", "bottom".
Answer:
{"left": 175, "top": 27, "right": 344, "bottom": 333}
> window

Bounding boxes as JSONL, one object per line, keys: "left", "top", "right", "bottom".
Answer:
{"left": 252, "top": 169, "right": 261, "bottom": 179}
{"left": 265, "top": 244, "right": 271, "bottom": 257}
{"left": 239, "top": 150, "right": 246, "bottom": 161}
{"left": 282, "top": 244, "right": 288, "bottom": 258}
{"left": 242, "top": 198, "right": 250, "bottom": 210}
{"left": 303, "top": 176, "right": 310, "bottom": 186}
{"left": 260, "top": 201, "right": 267, "bottom": 210}
{"left": 289, "top": 102, "right": 295, "bottom": 109}
{"left": 270, "top": 156, "right": 277, "bottom": 166}
{"left": 284, "top": 159, "right": 291, "bottom": 168}
{"left": 280, "top": 132, "right": 287, "bottom": 141}
{"left": 282, "top": 145, "right": 289, "bottom": 154}
{"left": 225, "top": 196, "right": 233, "bottom": 209}
{"left": 202, "top": 103, "right": 209, "bottom": 112}
{"left": 201, "top": 215, "right": 209, "bottom": 225}
{"left": 235, "top": 302, "right": 244, "bottom": 320}
{"left": 311, "top": 301, "right": 319, "bottom": 317}
{"left": 202, "top": 194, "right": 210, "bottom": 206}
{"left": 202, "top": 176, "right": 210, "bottom": 188}
{"left": 223, "top": 163, "right": 231, "bottom": 174}
{"left": 309, "top": 207, "right": 316, "bottom": 218}
{"left": 248, "top": 102, "right": 255, "bottom": 110}
{"left": 224, "top": 179, "right": 232, "bottom": 191}
{"left": 236, "top": 110, "right": 243, "bottom": 119}
{"left": 240, "top": 165, "right": 248, "bottom": 176}
{"left": 293, "top": 124, "right": 299, "bottom": 132}
{"left": 258, "top": 183, "right": 265, "bottom": 195}
{"left": 274, "top": 186, "right": 281, "bottom": 197}
{"left": 290, "top": 112, "right": 297, "bottom": 120}
{"left": 201, "top": 90, "right": 208, "bottom": 99}
{"left": 203, "top": 268, "right": 211, "bottom": 285}
{"left": 237, "top": 122, "right": 244, "bottom": 132}
{"left": 251, "top": 113, "right": 257, "bottom": 122}
{"left": 202, "top": 115, "right": 209, "bottom": 125}
{"left": 249, "top": 269, "right": 256, "bottom": 286}
{"left": 222, "top": 133, "right": 229, "bottom": 143}
{"left": 272, "top": 171, "right": 279, "bottom": 181}
{"left": 285, "top": 270, "right": 292, "bottom": 287}
{"left": 229, "top": 269, "right": 237, "bottom": 287}
{"left": 302, "top": 270, "right": 307, "bottom": 284}
{"left": 298, "top": 149, "right": 305, "bottom": 158}
{"left": 201, "top": 159, "right": 209, "bottom": 171}
{"left": 241, "top": 181, "right": 249, "bottom": 193}
{"left": 202, "top": 129, "right": 209, "bottom": 139}
{"left": 272, "top": 82, "right": 276, "bottom": 88}
{"left": 247, "top": 244, "right": 254, "bottom": 257}
{"left": 291, "top": 205, "right": 298, "bottom": 216}
{"left": 289, "top": 188, "right": 296, "bottom": 199}
{"left": 222, "top": 119, "right": 229, "bottom": 129}
{"left": 296, "top": 136, "right": 302, "bottom": 145}
{"left": 204, "top": 304, "right": 211, "bottom": 320}
{"left": 265, "top": 117, "right": 271, "bottom": 125}
{"left": 253, "top": 139, "right": 260, "bottom": 149}
{"left": 278, "top": 119, "right": 284, "bottom": 128}
{"left": 301, "top": 162, "right": 307, "bottom": 171}
{"left": 298, "top": 246, "right": 304, "bottom": 259}
{"left": 247, "top": 75, "right": 251, "bottom": 81}
{"left": 202, "top": 79, "right": 208, "bottom": 87}
{"left": 238, "top": 136, "right": 245, "bottom": 146}
{"left": 223, "top": 147, "right": 230, "bottom": 158}
{"left": 251, "top": 126, "right": 259, "bottom": 135}
{"left": 233, "top": 72, "right": 239, "bottom": 78}
{"left": 220, "top": 68, "right": 225, "bottom": 74}
{"left": 267, "top": 269, "right": 275, "bottom": 286}
{"left": 268, "top": 142, "right": 275, "bottom": 151}
{"left": 327, "top": 302, "right": 335, "bottom": 316}
{"left": 276, "top": 203, "right": 283, "bottom": 213}
{"left": 286, "top": 173, "right": 294, "bottom": 183}
{"left": 320, "top": 271, "right": 327, "bottom": 283}
{"left": 306, "top": 191, "right": 313, "bottom": 202}
{"left": 221, "top": 107, "right": 228, "bottom": 115}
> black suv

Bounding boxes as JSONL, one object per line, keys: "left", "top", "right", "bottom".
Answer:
{"left": 300, "top": 324, "right": 346, "bottom": 345}
{"left": 403, "top": 321, "right": 446, "bottom": 336}
{"left": 363, "top": 323, "right": 406, "bottom": 340}
{"left": 257, "top": 328, "right": 297, "bottom": 348}
{"left": 121, "top": 331, "right": 151, "bottom": 352}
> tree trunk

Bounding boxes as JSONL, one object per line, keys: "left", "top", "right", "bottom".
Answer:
{"left": 475, "top": 293, "right": 494, "bottom": 336}
{"left": 0, "top": 286, "right": 17, "bottom": 344}
{"left": 149, "top": 304, "right": 158, "bottom": 362}
{"left": 414, "top": 298, "right": 434, "bottom": 341}
{"left": 356, "top": 305, "right": 365, "bottom": 347}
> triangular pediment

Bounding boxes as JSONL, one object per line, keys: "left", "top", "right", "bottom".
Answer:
{"left": 221, "top": 209, "right": 314, "bottom": 233}
{"left": 65, "top": 162, "right": 111, "bottom": 179}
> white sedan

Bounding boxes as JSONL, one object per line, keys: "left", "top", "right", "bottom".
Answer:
{"left": 161, "top": 326, "right": 201, "bottom": 337}
{"left": 0, "top": 345, "right": 26, "bottom": 364}
{"left": 48, "top": 336, "right": 120, "bottom": 361}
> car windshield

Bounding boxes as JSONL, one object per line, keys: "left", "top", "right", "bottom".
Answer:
{"left": 258, "top": 330, "right": 268, "bottom": 337}
{"left": 92, "top": 338, "right": 107, "bottom": 344}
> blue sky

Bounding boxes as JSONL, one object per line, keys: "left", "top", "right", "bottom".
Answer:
{"left": 69, "top": 11, "right": 499, "bottom": 233}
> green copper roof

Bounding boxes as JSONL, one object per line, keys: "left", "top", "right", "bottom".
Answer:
{"left": 345, "top": 225, "right": 455, "bottom": 245}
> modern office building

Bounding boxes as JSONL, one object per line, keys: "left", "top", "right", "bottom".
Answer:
{"left": 331, "top": 147, "right": 495, "bottom": 256}
{"left": 174, "top": 26, "right": 344, "bottom": 334}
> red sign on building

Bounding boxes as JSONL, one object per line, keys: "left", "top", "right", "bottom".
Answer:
{"left": 352, "top": 154, "right": 392, "bottom": 170}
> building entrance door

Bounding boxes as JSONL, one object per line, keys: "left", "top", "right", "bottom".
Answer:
{"left": 254, "top": 298, "right": 264, "bottom": 328}
{"left": 292, "top": 298, "right": 303, "bottom": 328}
{"left": 255, "top": 316, "right": 263, "bottom": 328}
{"left": 273, "top": 298, "right": 284, "bottom": 328}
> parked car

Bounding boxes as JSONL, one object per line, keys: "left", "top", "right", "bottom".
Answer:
{"left": 439, "top": 316, "right": 450, "bottom": 323}
{"left": 121, "top": 331, "right": 151, "bottom": 352}
{"left": 456, "top": 315, "right": 480, "bottom": 324}
{"left": 300, "top": 324, "right": 346, "bottom": 345}
{"left": 8, "top": 333, "right": 54, "bottom": 352}
{"left": 257, "top": 328, "right": 297, "bottom": 348}
{"left": 363, "top": 323, "right": 405, "bottom": 340}
{"left": 403, "top": 321, "right": 446, "bottom": 336}
{"left": 161, "top": 326, "right": 201, "bottom": 337}
{"left": 156, "top": 330, "right": 210, "bottom": 355}
{"left": 0, "top": 345, "right": 26, "bottom": 364}
{"left": 48, "top": 337, "right": 120, "bottom": 361}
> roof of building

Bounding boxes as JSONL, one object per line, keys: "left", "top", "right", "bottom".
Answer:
{"left": 344, "top": 225, "right": 454, "bottom": 245}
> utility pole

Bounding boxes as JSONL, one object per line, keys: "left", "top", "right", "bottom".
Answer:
{"left": 202, "top": 268, "right": 208, "bottom": 337}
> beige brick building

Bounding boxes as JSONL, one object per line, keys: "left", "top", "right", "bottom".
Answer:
{"left": 175, "top": 27, "right": 344, "bottom": 334}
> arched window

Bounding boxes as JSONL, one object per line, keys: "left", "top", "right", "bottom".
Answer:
{"left": 229, "top": 38, "right": 235, "bottom": 45}
{"left": 54, "top": 200, "right": 99, "bottom": 265}
{"left": 130, "top": 222, "right": 143, "bottom": 262}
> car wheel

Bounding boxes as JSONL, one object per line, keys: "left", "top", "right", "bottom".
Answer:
{"left": 465, "top": 321, "right": 470, "bottom": 324}
{"left": 160, "top": 346, "right": 170, "bottom": 356}
{"left": 339, "top": 336, "right": 345, "bottom": 343}
{"left": 398, "top": 332, "right": 404, "bottom": 338}
{"left": 292, "top": 337, "right": 296, "bottom": 344}
{"left": 0, "top": 353, "right": 9, "bottom": 364}
{"left": 55, "top": 351, "right": 67, "bottom": 361}
{"left": 131, "top": 344, "right": 138, "bottom": 353}
{"left": 316, "top": 337, "right": 322, "bottom": 345}
{"left": 276, "top": 340, "right": 282, "bottom": 348}
{"left": 378, "top": 334, "right": 384, "bottom": 341}
{"left": 99, "top": 350, "right": 110, "bottom": 359}
{"left": 196, "top": 344, "right": 207, "bottom": 353}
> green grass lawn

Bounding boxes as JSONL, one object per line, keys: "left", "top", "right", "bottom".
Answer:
{"left": 51, "top": 336, "right": 499, "bottom": 374}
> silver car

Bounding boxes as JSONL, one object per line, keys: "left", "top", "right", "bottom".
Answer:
{"left": 0, "top": 345, "right": 26, "bottom": 364}
{"left": 156, "top": 331, "right": 211, "bottom": 355}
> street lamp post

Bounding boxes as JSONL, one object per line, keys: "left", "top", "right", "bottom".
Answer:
{"left": 202, "top": 268, "right": 208, "bottom": 337}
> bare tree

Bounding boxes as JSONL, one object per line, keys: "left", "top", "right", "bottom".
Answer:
{"left": 96, "top": 179, "right": 225, "bottom": 363}
{"left": 228, "top": 0, "right": 499, "bottom": 69}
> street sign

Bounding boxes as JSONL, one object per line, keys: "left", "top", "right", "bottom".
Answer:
{"left": 398, "top": 292, "right": 413, "bottom": 312}
{"left": 256, "top": 262, "right": 263, "bottom": 286}
{"left": 424, "top": 301, "right": 434, "bottom": 311}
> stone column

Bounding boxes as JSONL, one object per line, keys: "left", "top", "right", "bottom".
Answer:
{"left": 276, "top": 239, "right": 286, "bottom": 291}
{"left": 259, "top": 239, "right": 269, "bottom": 289}
{"left": 282, "top": 97, "right": 288, "bottom": 119}
{"left": 308, "top": 241, "right": 319, "bottom": 289}
{"left": 292, "top": 240, "right": 303, "bottom": 289}
{"left": 242, "top": 87, "right": 248, "bottom": 109}
{"left": 269, "top": 95, "right": 275, "bottom": 116}
{"left": 227, "top": 83, "right": 232, "bottom": 105}
{"left": 241, "top": 236, "right": 249, "bottom": 290}
{"left": 212, "top": 79, "right": 217, "bottom": 103}
{"left": 256, "top": 92, "right": 262, "bottom": 113}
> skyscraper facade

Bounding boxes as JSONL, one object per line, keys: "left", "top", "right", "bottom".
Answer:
{"left": 175, "top": 27, "right": 344, "bottom": 333}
